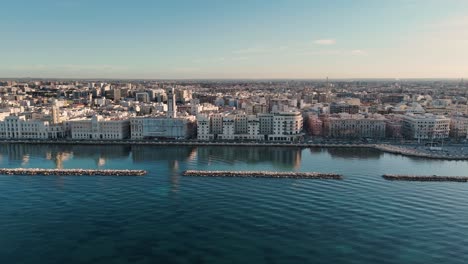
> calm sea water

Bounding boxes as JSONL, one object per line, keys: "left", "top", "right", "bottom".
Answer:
{"left": 0, "top": 144, "right": 468, "bottom": 264}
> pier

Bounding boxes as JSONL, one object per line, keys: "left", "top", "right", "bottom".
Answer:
{"left": 183, "top": 170, "right": 342, "bottom": 179}
{"left": 0, "top": 168, "right": 147, "bottom": 176}
{"left": 383, "top": 174, "right": 468, "bottom": 182}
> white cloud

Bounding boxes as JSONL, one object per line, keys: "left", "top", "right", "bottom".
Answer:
{"left": 314, "top": 39, "right": 336, "bottom": 45}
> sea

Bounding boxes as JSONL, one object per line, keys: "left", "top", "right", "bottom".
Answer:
{"left": 0, "top": 144, "right": 467, "bottom": 264}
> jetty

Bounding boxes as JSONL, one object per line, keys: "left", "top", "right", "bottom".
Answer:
{"left": 383, "top": 174, "right": 468, "bottom": 182}
{"left": 183, "top": 170, "right": 342, "bottom": 179}
{"left": 0, "top": 168, "right": 146, "bottom": 176}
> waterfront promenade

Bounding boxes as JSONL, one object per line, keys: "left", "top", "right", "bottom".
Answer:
{"left": 0, "top": 139, "right": 467, "bottom": 160}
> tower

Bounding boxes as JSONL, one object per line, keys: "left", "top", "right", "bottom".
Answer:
{"left": 51, "top": 100, "right": 60, "bottom": 124}
{"left": 167, "top": 87, "right": 177, "bottom": 118}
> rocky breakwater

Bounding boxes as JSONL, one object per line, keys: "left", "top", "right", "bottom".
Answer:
{"left": 183, "top": 170, "right": 342, "bottom": 179}
{"left": 383, "top": 174, "right": 468, "bottom": 182}
{"left": 0, "top": 168, "right": 147, "bottom": 176}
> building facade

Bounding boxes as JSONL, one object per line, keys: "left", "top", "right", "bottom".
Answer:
{"left": 70, "top": 115, "right": 130, "bottom": 140}
{"left": 450, "top": 115, "right": 468, "bottom": 139}
{"left": 323, "top": 113, "right": 386, "bottom": 138}
{"left": 402, "top": 114, "right": 450, "bottom": 140}
{"left": 130, "top": 117, "right": 193, "bottom": 140}
{"left": 197, "top": 112, "right": 303, "bottom": 141}
{"left": 0, "top": 116, "right": 50, "bottom": 139}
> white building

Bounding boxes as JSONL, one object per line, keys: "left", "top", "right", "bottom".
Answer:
{"left": 268, "top": 112, "right": 303, "bottom": 141}
{"left": 197, "top": 112, "right": 302, "bottom": 141}
{"left": 130, "top": 116, "right": 194, "bottom": 139}
{"left": 70, "top": 115, "right": 130, "bottom": 140}
{"left": 402, "top": 113, "right": 450, "bottom": 140}
{"left": 0, "top": 116, "right": 50, "bottom": 139}
{"left": 218, "top": 115, "right": 235, "bottom": 140}
{"left": 197, "top": 115, "right": 214, "bottom": 141}
{"left": 167, "top": 87, "right": 177, "bottom": 118}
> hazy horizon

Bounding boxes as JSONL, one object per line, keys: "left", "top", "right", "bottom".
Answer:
{"left": 1, "top": 0, "right": 468, "bottom": 79}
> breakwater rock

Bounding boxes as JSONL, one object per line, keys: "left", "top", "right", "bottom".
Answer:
{"left": 183, "top": 170, "right": 342, "bottom": 179}
{"left": 383, "top": 174, "right": 468, "bottom": 182}
{"left": 0, "top": 168, "right": 147, "bottom": 176}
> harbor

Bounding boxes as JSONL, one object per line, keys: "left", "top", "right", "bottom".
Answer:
{"left": 183, "top": 170, "right": 343, "bottom": 179}
{"left": 0, "top": 168, "right": 147, "bottom": 176}
{"left": 383, "top": 174, "right": 468, "bottom": 182}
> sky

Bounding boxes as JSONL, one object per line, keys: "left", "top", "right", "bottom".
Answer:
{"left": 1, "top": 0, "right": 468, "bottom": 79}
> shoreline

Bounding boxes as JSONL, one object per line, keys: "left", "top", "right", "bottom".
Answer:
{"left": 0, "top": 139, "right": 467, "bottom": 161}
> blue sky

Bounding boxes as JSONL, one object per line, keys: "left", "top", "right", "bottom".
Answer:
{"left": 1, "top": 0, "right": 468, "bottom": 79}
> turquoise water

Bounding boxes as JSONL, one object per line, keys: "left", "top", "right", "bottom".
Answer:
{"left": 0, "top": 144, "right": 468, "bottom": 264}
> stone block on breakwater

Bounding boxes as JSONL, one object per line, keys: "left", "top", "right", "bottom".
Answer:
{"left": 0, "top": 168, "right": 147, "bottom": 176}
{"left": 182, "top": 170, "right": 342, "bottom": 179}
{"left": 382, "top": 174, "right": 468, "bottom": 182}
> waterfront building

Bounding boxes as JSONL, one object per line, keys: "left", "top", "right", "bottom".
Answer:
{"left": 197, "top": 112, "right": 302, "bottom": 141}
{"left": 130, "top": 116, "right": 195, "bottom": 140}
{"left": 450, "top": 115, "right": 468, "bottom": 139}
{"left": 402, "top": 113, "right": 450, "bottom": 140}
{"left": 0, "top": 115, "right": 67, "bottom": 139}
{"left": 218, "top": 115, "right": 235, "bottom": 140}
{"left": 196, "top": 115, "right": 214, "bottom": 141}
{"left": 306, "top": 113, "right": 323, "bottom": 136}
{"left": 384, "top": 115, "right": 404, "bottom": 139}
{"left": 70, "top": 115, "right": 130, "bottom": 140}
{"left": 211, "top": 114, "right": 224, "bottom": 135}
{"left": 269, "top": 112, "right": 303, "bottom": 141}
{"left": 323, "top": 113, "right": 386, "bottom": 138}
{"left": 258, "top": 113, "right": 274, "bottom": 135}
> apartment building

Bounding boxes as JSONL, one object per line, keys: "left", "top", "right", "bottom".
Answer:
{"left": 197, "top": 112, "right": 303, "bottom": 141}
{"left": 450, "top": 115, "right": 468, "bottom": 139}
{"left": 197, "top": 115, "right": 214, "bottom": 141}
{"left": 268, "top": 112, "right": 303, "bottom": 141}
{"left": 323, "top": 113, "right": 386, "bottom": 138}
{"left": 402, "top": 114, "right": 450, "bottom": 140}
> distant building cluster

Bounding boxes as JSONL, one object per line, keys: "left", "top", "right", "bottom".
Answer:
{"left": 0, "top": 79, "right": 467, "bottom": 142}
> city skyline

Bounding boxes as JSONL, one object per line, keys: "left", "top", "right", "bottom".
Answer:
{"left": 1, "top": 0, "right": 468, "bottom": 79}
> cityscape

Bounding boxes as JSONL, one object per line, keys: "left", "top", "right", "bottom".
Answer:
{"left": 2, "top": 0, "right": 468, "bottom": 264}
{"left": 0, "top": 78, "right": 467, "bottom": 158}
